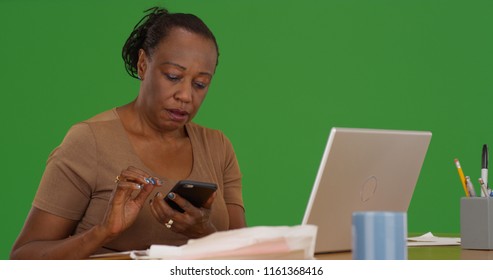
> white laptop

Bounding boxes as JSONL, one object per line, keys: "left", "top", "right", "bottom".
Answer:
{"left": 302, "top": 127, "right": 432, "bottom": 253}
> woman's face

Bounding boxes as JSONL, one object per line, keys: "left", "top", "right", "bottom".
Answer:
{"left": 137, "top": 27, "right": 217, "bottom": 132}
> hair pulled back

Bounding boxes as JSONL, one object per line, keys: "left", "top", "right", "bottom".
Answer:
{"left": 122, "top": 7, "right": 219, "bottom": 79}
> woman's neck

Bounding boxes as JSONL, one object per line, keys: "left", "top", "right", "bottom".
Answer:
{"left": 117, "top": 101, "right": 187, "bottom": 142}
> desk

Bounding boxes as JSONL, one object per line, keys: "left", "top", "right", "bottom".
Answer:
{"left": 91, "top": 246, "right": 493, "bottom": 260}
{"left": 317, "top": 246, "right": 493, "bottom": 260}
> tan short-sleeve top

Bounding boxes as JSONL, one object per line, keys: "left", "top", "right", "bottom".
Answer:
{"left": 33, "top": 108, "right": 243, "bottom": 253}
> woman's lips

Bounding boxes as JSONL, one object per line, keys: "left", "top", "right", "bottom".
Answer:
{"left": 167, "top": 109, "right": 189, "bottom": 122}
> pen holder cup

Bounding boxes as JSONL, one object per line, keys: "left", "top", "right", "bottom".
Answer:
{"left": 460, "top": 197, "right": 493, "bottom": 250}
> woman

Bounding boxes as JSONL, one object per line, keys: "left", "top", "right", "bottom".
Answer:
{"left": 10, "top": 7, "right": 246, "bottom": 259}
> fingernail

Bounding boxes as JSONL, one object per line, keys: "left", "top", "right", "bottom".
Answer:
{"left": 145, "top": 177, "right": 157, "bottom": 185}
{"left": 157, "top": 179, "right": 164, "bottom": 185}
{"left": 168, "top": 192, "right": 175, "bottom": 200}
{"left": 156, "top": 192, "right": 163, "bottom": 198}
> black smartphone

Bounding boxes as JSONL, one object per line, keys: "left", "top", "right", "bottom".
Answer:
{"left": 164, "top": 180, "right": 218, "bottom": 213}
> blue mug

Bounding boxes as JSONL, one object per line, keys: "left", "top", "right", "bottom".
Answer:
{"left": 352, "top": 211, "right": 407, "bottom": 260}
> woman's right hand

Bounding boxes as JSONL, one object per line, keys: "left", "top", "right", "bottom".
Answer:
{"left": 100, "top": 166, "right": 162, "bottom": 241}
{"left": 10, "top": 166, "right": 162, "bottom": 259}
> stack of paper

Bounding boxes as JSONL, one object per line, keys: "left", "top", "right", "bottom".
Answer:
{"left": 407, "top": 232, "right": 461, "bottom": 247}
{"left": 130, "top": 225, "right": 318, "bottom": 260}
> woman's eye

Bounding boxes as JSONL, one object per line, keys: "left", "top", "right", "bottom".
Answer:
{"left": 165, "top": 74, "right": 180, "bottom": 81}
{"left": 194, "top": 82, "right": 207, "bottom": 89}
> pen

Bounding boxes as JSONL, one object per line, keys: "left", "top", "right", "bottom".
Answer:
{"left": 482, "top": 144, "right": 489, "bottom": 196}
{"left": 454, "top": 158, "right": 470, "bottom": 197}
{"left": 465, "top": 176, "right": 476, "bottom": 197}
{"left": 478, "top": 178, "right": 489, "bottom": 197}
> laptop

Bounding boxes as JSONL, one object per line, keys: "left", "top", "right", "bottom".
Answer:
{"left": 302, "top": 127, "right": 432, "bottom": 253}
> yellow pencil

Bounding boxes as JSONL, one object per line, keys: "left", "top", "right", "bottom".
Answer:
{"left": 454, "top": 158, "right": 470, "bottom": 197}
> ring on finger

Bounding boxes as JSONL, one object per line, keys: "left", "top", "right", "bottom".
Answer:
{"left": 165, "top": 219, "right": 174, "bottom": 229}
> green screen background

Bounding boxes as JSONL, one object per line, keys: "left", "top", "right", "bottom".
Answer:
{"left": 1, "top": 0, "right": 492, "bottom": 259}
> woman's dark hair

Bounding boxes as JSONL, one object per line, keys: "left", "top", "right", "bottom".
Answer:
{"left": 122, "top": 7, "right": 219, "bottom": 79}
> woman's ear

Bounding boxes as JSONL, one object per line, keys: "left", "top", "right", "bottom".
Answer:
{"left": 137, "top": 49, "right": 148, "bottom": 80}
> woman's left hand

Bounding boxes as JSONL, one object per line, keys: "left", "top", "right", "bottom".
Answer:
{"left": 149, "top": 191, "right": 217, "bottom": 238}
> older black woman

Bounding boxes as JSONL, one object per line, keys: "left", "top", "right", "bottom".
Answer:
{"left": 10, "top": 7, "right": 246, "bottom": 259}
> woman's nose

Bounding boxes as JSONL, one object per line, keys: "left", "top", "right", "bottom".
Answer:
{"left": 174, "top": 81, "right": 193, "bottom": 103}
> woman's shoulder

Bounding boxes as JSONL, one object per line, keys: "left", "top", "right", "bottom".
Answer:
{"left": 62, "top": 108, "right": 122, "bottom": 146}
{"left": 83, "top": 108, "right": 119, "bottom": 124}
{"left": 69, "top": 108, "right": 120, "bottom": 133}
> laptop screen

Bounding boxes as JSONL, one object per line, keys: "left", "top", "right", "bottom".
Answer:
{"left": 302, "top": 127, "right": 432, "bottom": 253}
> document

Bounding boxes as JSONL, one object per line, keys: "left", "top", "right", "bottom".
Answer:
{"left": 130, "top": 225, "right": 318, "bottom": 260}
{"left": 407, "top": 232, "right": 461, "bottom": 247}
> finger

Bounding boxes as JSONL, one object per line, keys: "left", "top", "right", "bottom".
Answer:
{"left": 155, "top": 192, "right": 181, "bottom": 218}
{"left": 166, "top": 192, "right": 199, "bottom": 214}
{"left": 153, "top": 177, "right": 164, "bottom": 186}
{"left": 132, "top": 183, "right": 156, "bottom": 207}
{"left": 150, "top": 193, "right": 179, "bottom": 226}
{"left": 149, "top": 194, "right": 165, "bottom": 222}
{"left": 120, "top": 169, "right": 150, "bottom": 185}
{"left": 202, "top": 191, "right": 217, "bottom": 209}
{"left": 111, "top": 183, "right": 139, "bottom": 206}
{"left": 122, "top": 167, "right": 164, "bottom": 186}
{"left": 117, "top": 181, "right": 143, "bottom": 191}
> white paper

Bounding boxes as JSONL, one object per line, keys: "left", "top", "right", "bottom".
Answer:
{"left": 130, "top": 225, "right": 317, "bottom": 260}
{"left": 407, "top": 232, "right": 461, "bottom": 247}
